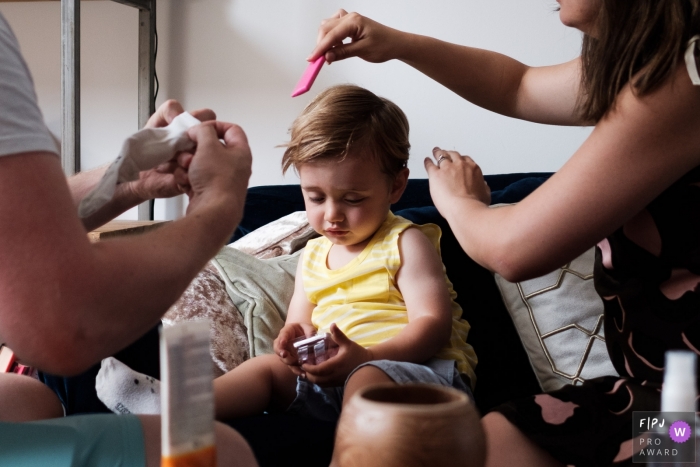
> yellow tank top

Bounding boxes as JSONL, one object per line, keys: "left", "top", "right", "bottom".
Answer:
{"left": 302, "top": 212, "right": 477, "bottom": 383}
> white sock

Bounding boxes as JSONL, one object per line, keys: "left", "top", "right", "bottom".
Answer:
{"left": 96, "top": 357, "right": 161, "bottom": 415}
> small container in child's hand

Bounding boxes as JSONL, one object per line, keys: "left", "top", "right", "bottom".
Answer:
{"left": 292, "top": 333, "right": 339, "bottom": 365}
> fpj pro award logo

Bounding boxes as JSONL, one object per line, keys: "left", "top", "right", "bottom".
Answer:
{"left": 633, "top": 412, "right": 696, "bottom": 463}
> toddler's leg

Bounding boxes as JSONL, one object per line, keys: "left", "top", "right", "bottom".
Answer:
{"left": 214, "top": 354, "right": 298, "bottom": 420}
{"left": 342, "top": 365, "right": 394, "bottom": 408}
{"left": 97, "top": 354, "right": 298, "bottom": 419}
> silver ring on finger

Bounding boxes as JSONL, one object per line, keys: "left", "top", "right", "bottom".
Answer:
{"left": 436, "top": 154, "right": 450, "bottom": 167}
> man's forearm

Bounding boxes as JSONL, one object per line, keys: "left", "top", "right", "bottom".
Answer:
{"left": 80, "top": 199, "right": 240, "bottom": 359}
{"left": 5, "top": 193, "right": 242, "bottom": 376}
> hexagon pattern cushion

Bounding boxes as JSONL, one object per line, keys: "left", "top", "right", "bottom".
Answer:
{"left": 494, "top": 247, "right": 618, "bottom": 391}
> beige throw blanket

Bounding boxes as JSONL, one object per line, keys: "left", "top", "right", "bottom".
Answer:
{"left": 163, "top": 212, "right": 317, "bottom": 376}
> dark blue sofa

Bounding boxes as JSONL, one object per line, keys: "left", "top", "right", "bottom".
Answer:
{"left": 42, "top": 173, "right": 551, "bottom": 467}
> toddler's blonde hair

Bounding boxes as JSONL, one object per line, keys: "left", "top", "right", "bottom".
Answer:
{"left": 282, "top": 85, "right": 410, "bottom": 179}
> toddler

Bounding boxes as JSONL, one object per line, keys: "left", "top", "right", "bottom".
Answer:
{"left": 97, "top": 85, "right": 477, "bottom": 423}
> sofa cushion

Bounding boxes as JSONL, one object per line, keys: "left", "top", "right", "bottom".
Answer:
{"left": 211, "top": 248, "right": 299, "bottom": 359}
{"left": 230, "top": 211, "right": 317, "bottom": 259}
{"left": 494, "top": 247, "right": 618, "bottom": 392}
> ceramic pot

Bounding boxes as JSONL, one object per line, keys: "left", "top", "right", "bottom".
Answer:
{"left": 332, "top": 383, "right": 485, "bottom": 467}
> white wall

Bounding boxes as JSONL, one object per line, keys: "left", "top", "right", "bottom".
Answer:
{"left": 0, "top": 0, "right": 592, "bottom": 220}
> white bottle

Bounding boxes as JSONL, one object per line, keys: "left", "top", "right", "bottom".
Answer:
{"left": 661, "top": 350, "right": 698, "bottom": 413}
{"left": 656, "top": 351, "right": 697, "bottom": 467}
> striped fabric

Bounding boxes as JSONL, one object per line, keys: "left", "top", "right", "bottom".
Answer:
{"left": 302, "top": 212, "right": 477, "bottom": 383}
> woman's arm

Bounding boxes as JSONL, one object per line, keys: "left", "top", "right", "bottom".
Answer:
{"left": 310, "top": 10, "right": 585, "bottom": 126}
{"left": 426, "top": 61, "right": 700, "bottom": 282}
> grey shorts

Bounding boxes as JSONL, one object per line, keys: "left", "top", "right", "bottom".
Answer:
{"left": 0, "top": 414, "right": 145, "bottom": 467}
{"left": 287, "top": 358, "right": 473, "bottom": 422}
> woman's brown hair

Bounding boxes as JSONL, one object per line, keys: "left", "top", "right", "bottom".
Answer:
{"left": 579, "top": 0, "right": 700, "bottom": 122}
{"left": 281, "top": 84, "right": 410, "bottom": 179}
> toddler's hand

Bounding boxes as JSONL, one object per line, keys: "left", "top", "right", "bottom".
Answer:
{"left": 274, "top": 323, "right": 316, "bottom": 366}
{"left": 301, "top": 323, "right": 372, "bottom": 387}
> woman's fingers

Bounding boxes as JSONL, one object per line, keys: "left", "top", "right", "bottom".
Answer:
{"left": 430, "top": 147, "right": 482, "bottom": 168}
{"left": 333, "top": 8, "right": 349, "bottom": 19}
{"left": 426, "top": 146, "right": 491, "bottom": 205}
{"left": 310, "top": 13, "right": 357, "bottom": 62}
{"left": 316, "top": 9, "right": 348, "bottom": 46}
{"left": 309, "top": 11, "right": 395, "bottom": 64}
{"left": 431, "top": 147, "right": 461, "bottom": 166}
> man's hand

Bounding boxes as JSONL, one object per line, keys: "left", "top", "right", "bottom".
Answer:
{"left": 123, "top": 99, "right": 217, "bottom": 203}
{"left": 144, "top": 99, "right": 216, "bottom": 130}
{"left": 181, "top": 121, "right": 251, "bottom": 221}
{"left": 301, "top": 323, "right": 373, "bottom": 387}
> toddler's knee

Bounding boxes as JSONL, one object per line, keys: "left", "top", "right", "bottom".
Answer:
{"left": 346, "top": 365, "right": 391, "bottom": 386}
{"left": 0, "top": 373, "right": 63, "bottom": 421}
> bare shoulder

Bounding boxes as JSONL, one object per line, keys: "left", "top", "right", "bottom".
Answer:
{"left": 397, "top": 225, "right": 433, "bottom": 249}
{"left": 616, "top": 59, "right": 700, "bottom": 129}
{"left": 601, "top": 59, "right": 700, "bottom": 169}
{"left": 396, "top": 226, "right": 442, "bottom": 268}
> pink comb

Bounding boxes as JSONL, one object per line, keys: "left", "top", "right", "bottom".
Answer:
{"left": 291, "top": 56, "right": 325, "bottom": 97}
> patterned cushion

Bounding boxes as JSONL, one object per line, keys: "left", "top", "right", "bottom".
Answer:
{"left": 494, "top": 247, "right": 618, "bottom": 391}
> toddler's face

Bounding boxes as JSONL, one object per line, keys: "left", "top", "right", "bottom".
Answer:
{"left": 299, "top": 154, "right": 402, "bottom": 249}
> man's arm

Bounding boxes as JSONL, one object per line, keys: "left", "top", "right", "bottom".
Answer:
{"left": 0, "top": 122, "right": 251, "bottom": 376}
